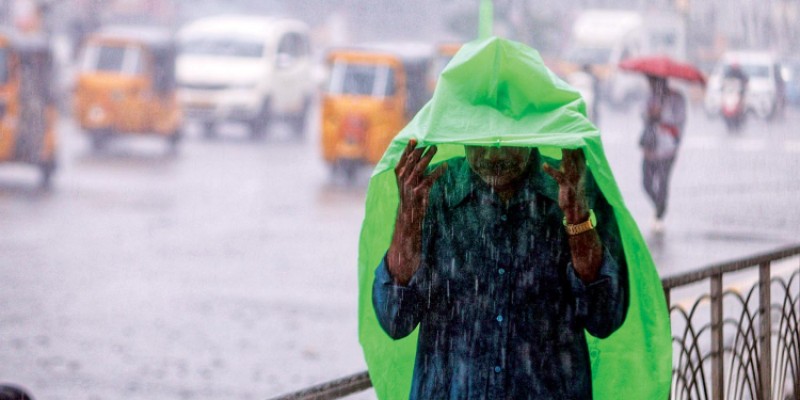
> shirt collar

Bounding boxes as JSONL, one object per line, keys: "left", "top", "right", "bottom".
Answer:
{"left": 443, "top": 151, "right": 559, "bottom": 209}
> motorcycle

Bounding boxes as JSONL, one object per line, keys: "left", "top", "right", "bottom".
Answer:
{"left": 720, "top": 79, "right": 746, "bottom": 133}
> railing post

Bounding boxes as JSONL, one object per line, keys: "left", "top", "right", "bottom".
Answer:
{"left": 710, "top": 274, "right": 724, "bottom": 400}
{"left": 758, "top": 261, "right": 771, "bottom": 400}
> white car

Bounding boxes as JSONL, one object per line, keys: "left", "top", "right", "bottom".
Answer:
{"left": 704, "top": 51, "right": 785, "bottom": 120}
{"left": 176, "top": 15, "right": 315, "bottom": 138}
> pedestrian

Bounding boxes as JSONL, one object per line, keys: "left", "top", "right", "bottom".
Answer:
{"left": 358, "top": 37, "right": 671, "bottom": 400}
{"left": 373, "top": 141, "right": 628, "bottom": 399}
{"left": 639, "top": 75, "right": 686, "bottom": 231}
{"left": 0, "top": 385, "right": 34, "bottom": 400}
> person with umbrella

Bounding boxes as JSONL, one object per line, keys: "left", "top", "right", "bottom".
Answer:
{"left": 640, "top": 74, "right": 686, "bottom": 231}
{"left": 619, "top": 56, "right": 704, "bottom": 231}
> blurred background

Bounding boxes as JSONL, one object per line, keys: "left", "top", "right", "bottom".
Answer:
{"left": 0, "top": 0, "right": 798, "bottom": 399}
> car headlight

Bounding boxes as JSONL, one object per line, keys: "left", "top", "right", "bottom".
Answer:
{"left": 88, "top": 105, "right": 107, "bottom": 123}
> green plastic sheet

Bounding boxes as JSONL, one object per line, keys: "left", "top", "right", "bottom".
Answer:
{"left": 357, "top": 37, "right": 671, "bottom": 400}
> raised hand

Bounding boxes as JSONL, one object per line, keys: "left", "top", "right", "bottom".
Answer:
{"left": 543, "top": 148, "right": 602, "bottom": 283}
{"left": 387, "top": 139, "right": 447, "bottom": 285}
{"left": 542, "top": 149, "right": 589, "bottom": 224}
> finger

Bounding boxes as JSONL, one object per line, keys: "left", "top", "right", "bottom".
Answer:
{"left": 412, "top": 146, "right": 438, "bottom": 177}
{"left": 409, "top": 146, "right": 426, "bottom": 166}
{"left": 395, "top": 139, "right": 417, "bottom": 173}
{"left": 542, "top": 162, "right": 564, "bottom": 184}
{"left": 562, "top": 149, "right": 586, "bottom": 175}
{"left": 568, "top": 148, "right": 586, "bottom": 164}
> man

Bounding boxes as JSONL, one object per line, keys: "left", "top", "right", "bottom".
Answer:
{"left": 372, "top": 139, "right": 628, "bottom": 399}
{"left": 639, "top": 75, "right": 686, "bottom": 231}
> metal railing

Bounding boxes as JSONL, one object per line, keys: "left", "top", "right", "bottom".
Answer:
{"left": 665, "top": 245, "right": 800, "bottom": 400}
{"left": 270, "top": 244, "right": 800, "bottom": 400}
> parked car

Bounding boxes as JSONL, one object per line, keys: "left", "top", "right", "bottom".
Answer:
{"left": 176, "top": 15, "right": 314, "bottom": 139}
{"left": 704, "top": 51, "right": 786, "bottom": 120}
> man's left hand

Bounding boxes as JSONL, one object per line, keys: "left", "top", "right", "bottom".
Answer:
{"left": 543, "top": 149, "right": 589, "bottom": 224}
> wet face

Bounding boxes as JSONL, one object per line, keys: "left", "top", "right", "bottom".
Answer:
{"left": 465, "top": 146, "right": 532, "bottom": 192}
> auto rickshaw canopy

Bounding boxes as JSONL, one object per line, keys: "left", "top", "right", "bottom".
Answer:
{"left": 85, "top": 26, "right": 176, "bottom": 93}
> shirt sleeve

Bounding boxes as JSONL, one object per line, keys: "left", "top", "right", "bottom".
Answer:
{"left": 566, "top": 248, "right": 626, "bottom": 339}
{"left": 372, "top": 255, "right": 423, "bottom": 340}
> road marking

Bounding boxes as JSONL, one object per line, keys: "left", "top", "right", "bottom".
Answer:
{"left": 730, "top": 138, "right": 767, "bottom": 153}
{"left": 785, "top": 140, "right": 800, "bottom": 153}
{"left": 683, "top": 135, "right": 719, "bottom": 150}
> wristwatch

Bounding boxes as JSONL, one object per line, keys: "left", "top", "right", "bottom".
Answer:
{"left": 563, "top": 209, "right": 596, "bottom": 236}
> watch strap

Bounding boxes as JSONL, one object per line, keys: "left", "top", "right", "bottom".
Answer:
{"left": 563, "top": 209, "right": 596, "bottom": 236}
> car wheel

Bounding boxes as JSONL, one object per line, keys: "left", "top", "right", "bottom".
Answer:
{"left": 249, "top": 100, "right": 271, "bottom": 140}
{"left": 291, "top": 97, "right": 310, "bottom": 140}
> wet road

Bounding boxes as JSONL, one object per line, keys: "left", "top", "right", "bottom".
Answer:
{"left": 0, "top": 104, "right": 799, "bottom": 399}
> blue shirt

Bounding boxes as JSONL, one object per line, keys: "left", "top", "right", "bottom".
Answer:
{"left": 373, "top": 156, "right": 628, "bottom": 399}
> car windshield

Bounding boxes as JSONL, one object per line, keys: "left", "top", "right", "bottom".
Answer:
{"left": 180, "top": 37, "right": 264, "bottom": 58}
{"left": 81, "top": 44, "right": 144, "bottom": 75}
{"left": 740, "top": 64, "right": 770, "bottom": 79}
{"left": 327, "top": 61, "right": 395, "bottom": 97}
{"left": 722, "top": 62, "right": 770, "bottom": 79}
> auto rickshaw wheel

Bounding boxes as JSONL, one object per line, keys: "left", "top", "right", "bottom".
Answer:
{"left": 39, "top": 159, "right": 56, "bottom": 189}
{"left": 339, "top": 159, "right": 359, "bottom": 183}
{"left": 89, "top": 130, "right": 111, "bottom": 151}
{"left": 167, "top": 130, "right": 182, "bottom": 154}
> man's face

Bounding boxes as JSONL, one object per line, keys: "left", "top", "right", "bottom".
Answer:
{"left": 465, "top": 146, "right": 532, "bottom": 191}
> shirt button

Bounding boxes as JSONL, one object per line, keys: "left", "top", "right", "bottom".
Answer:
{"left": 496, "top": 315, "right": 503, "bottom": 322}
{"left": 498, "top": 268, "right": 505, "bottom": 275}
{"left": 494, "top": 366, "right": 502, "bottom": 373}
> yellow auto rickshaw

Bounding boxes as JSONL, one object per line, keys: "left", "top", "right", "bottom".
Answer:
{"left": 74, "top": 26, "right": 181, "bottom": 151}
{"left": 0, "top": 30, "right": 58, "bottom": 187}
{"left": 321, "top": 43, "right": 433, "bottom": 180}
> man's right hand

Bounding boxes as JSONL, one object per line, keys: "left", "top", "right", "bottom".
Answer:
{"left": 386, "top": 139, "right": 447, "bottom": 286}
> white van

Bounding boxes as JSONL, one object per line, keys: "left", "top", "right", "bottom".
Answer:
{"left": 566, "top": 10, "right": 686, "bottom": 110}
{"left": 176, "top": 15, "right": 314, "bottom": 138}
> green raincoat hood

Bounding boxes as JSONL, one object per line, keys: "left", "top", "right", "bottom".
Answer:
{"left": 358, "top": 37, "right": 671, "bottom": 399}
